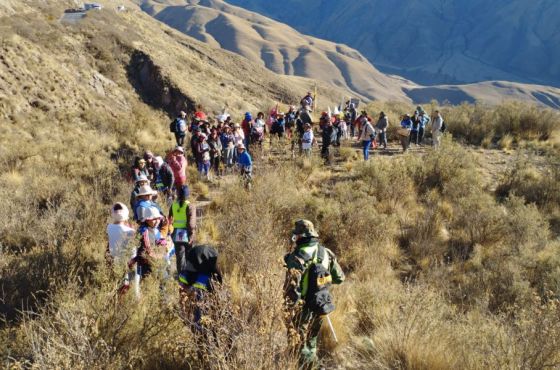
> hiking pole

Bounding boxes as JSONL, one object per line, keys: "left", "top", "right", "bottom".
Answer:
{"left": 325, "top": 314, "right": 338, "bottom": 343}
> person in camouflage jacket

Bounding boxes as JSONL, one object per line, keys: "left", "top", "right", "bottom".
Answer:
{"left": 284, "top": 219, "right": 345, "bottom": 368}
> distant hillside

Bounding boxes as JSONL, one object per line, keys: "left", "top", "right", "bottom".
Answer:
{"left": 227, "top": 0, "right": 560, "bottom": 88}
{"left": 133, "top": 0, "right": 560, "bottom": 109}
{"left": 134, "top": 0, "right": 410, "bottom": 102}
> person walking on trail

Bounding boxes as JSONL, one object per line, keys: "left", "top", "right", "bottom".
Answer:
{"left": 376, "top": 112, "right": 389, "bottom": 150}
{"left": 131, "top": 156, "right": 150, "bottom": 183}
{"left": 417, "top": 109, "right": 430, "bottom": 145}
{"left": 106, "top": 203, "right": 136, "bottom": 294}
{"left": 399, "top": 114, "right": 413, "bottom": 153}
{"left": 359, "top": 116, "right": 376, "bottom": 160}
{"left": 241, "top": 112, "right": 253, "bottom": 149}
{"left": 301, "top": 123, "right": 314, "bottom": 157}
{"left": 208, "top": 128, "right": 223, "bottom": 178}
{"left": 220, "top": 125, "right": 235, "bottom": 172}
{"left": 346, "top": 103, "right": 358, "bottom": 138}
{"left": 233, "top": 123, "right": 245, "bottom": 162}
{"left": 169, "top": 185, "right": 197, "bottom": 284}
{"left": 283, "top": 219, "right": 345, "bottom": 368}
{"left": 294, "top": 112, "right": 306, "bottom": 155}
{"left": 143, "top": 151, "right": 156, "bottom": 182}
{"left": 410, "top": 111, "right": 421, "bottom": 145}
{"left": 333, "top": 113, "right": 342, "bottom": 147}
{"left": 171, "top": 111, "right": 188, "bottom": 147}
{"left": 236, "top": 143, "right": 252, "bottom": 174}
{"left": 178, "top": 245, "right": 223, "bottom": 332}
{"left": 301, "top": 91, "right": 314, "bottom": 110}
{"left": 128, "top": 206, "right": 170, "bottom": 298}
{"left": 251, "top": 112, "right": 266, "bottom": 151}
{"left": 285, "top": 106, "right": 297, "bottom": 140}
{"left": 167, "top": 146, "right": 187, "bottom": 189}
{"left": 270, "top": 112, "right": 286, "bottom": 145}
{"left": 320, "top": 118, "right": 334, "bottom": 163}
{"left": 196, "top": 134, "right": 211, "bottom": 181}
{"left": 133, "top": 184, "right": 161, "bottom": 222}
{"left": 153, "top": 156, "right": 174, "bottom": 203}
{"left": 130, "top": 174, "right": 150, "bottom": 214}
{"left": 431, "top": 110, "right": 444, "bottom": 149}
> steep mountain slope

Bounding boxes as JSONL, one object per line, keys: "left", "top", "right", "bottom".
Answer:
{"left": 227, "top": 0, "right": 560, "bottom": 88}
{"left": 0, "top": 0, "right": 350, "bottom": 127}
{"left": 133, "top": 0, "right": 560, "bottom": 109}
{"left": 135, "top": 0, "right": 412, "bottom": 102}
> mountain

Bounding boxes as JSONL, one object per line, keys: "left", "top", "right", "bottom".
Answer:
{"left": 226, "top": 0, "right": 560, "bottom": 88}
{"left": 133, "top": 0, "right": 560, "bottom": 109}
{"left": 134, "top": 0, "right": 411, "bottom": 102}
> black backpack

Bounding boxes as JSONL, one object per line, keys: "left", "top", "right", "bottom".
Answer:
{"left": 170, "top": 118, "right": 179, "bottom": 133}
{"left": 304, "top": 247, "right": 335, "bottom": 315}
{"left": 440, "top": 121, "right": 447, "bottom": 133}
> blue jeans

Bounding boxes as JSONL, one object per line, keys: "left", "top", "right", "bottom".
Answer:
{"left": 363, "top": 140, "right": 372, "bottom": 160}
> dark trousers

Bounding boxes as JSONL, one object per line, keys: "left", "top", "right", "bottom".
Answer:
{"left": 378, "top": 131, "right": 387, "bottom": 148}
{"left": 418, "top": 127, "right": 425, "bottom": 144}
{"left": 409, "top": 131, "right": 418, "bottom": 145}
{"left": 175, "top": 242, "right": 190, "bottom": 278}
{"left": 175, "top": 133, "right": 185, "bottom": 146}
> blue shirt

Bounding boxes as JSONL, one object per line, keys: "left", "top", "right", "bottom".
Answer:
{"left": 237, "top": 151, "right": 252, "bottom": 167}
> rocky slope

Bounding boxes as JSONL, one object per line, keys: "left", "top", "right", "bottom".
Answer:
{"left": 226, "top": 0, "right": 560, "bottom": 88}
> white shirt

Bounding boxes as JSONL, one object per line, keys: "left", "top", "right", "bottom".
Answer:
{"left": 302, "top": 130, "right": 314, "bottom": 150}
{"left": 107, "top": 223, "right": 135, "bottom": 259}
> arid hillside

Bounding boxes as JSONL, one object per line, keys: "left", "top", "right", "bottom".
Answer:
{"left": 227, "top": 0, "right": 560, "bottom": 88}
{"left": 134, "top": 0, "right": 560, "bottom": 109}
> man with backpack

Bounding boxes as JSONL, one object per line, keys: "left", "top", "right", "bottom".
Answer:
{"left": 284, "top": 219, "right": 345, "bottom": 368}
{"left": 170, "top": 111, "right": 187, "bottom": 147}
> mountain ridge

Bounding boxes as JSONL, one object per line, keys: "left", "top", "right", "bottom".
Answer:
{"left": 134, "top": 0, "right": 560, "bottom": 109}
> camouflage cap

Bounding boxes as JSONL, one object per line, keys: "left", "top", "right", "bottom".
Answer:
{"left": 293, "top": 219, "right": 319, "bottom": 238}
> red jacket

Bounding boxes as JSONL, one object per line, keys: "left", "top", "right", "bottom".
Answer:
{"left": 167, "top": 154, "right": 187, "bottom": 186}
{"left": 241, "top": 119, "right": 252, "bottom": 137}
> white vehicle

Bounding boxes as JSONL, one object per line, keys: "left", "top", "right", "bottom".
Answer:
{"left": 84, "top": 3, "right": 103, "bottom": 10}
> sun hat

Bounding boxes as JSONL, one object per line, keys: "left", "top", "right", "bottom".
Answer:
{"left": 142, "top": 207, "right": 162, "bottom": 222}
{"left": 154, "top": 156, "right": 164, "bottom": 167}
{"left": 135, "top": 174, "right": 149, "bottom": 184}
{"left": 111, "top": 202, "right": 129, "bottom": 222}
{"left": 136, "top": 184, "right": 157, "bottom": 197}
{"left": 175, "top": 146, "right": 184, "bottom": 153}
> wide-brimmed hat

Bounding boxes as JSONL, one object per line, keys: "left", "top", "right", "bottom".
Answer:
{"left": 142, "top": 206, "right": 162, "bottom": 222}
{"left": 154, "top": 156, "right": 164, "bottom": 167}
{"left": 175, "top": 146, "right": 184, "bottom": 153}
{"left": 292, "top": 219, "right": 319, "bottom": 238}
{"left": 111, "top": 202, "right": 129, "bottom": 222}
{"left": 135, "top": 174, "right": 149, "bottom": 184}
{"left": 136, "top": 184, "right": 157, "bottom": 197}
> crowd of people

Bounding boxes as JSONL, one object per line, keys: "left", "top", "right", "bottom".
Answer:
{"left": 105, "top": 92, "right": 449, "bottom": 368}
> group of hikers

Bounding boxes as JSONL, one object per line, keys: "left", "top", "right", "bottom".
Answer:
{"left": 105, "top": 92, "right": 448, "bottom": 368}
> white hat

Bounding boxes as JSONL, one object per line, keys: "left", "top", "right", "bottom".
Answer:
{"left": 142, "top": 207, "right": 162, "bottom": 221}
{"left": 154, "top": 156, "right": 163, "bottom": 167}
{"left": 135, "top": 174, "right": 149, "bottom": 183}
{"left": 175, "top": 146, "right": 184, "bottom": 153}
{"left": 136, "top": 184, "right": 157, "bottom": 197}
{"left": 111, "top": 202, "right": 129, "bottom": 222}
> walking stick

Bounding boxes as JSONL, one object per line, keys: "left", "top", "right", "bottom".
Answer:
{"left": 325, "top": 314, "right": 338, "bottom": 343}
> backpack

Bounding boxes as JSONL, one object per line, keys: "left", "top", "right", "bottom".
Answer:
{"left": 303, "top": 247, "right": 335, "bottom": 315}
{"left": 170, "top": 118, "right": 178, "bottom": 133}
{"left": 440, "top": 121, "right": 447, "bottom": 133}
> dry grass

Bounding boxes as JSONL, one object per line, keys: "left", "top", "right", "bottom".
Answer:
{"left": 2, "top": 2, "right": 560, "bottom": 369}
